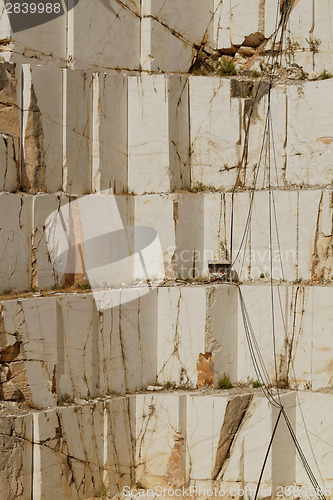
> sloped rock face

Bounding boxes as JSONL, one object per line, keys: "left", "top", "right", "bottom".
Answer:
{"left": 212, "top": 394, "right": 253, "bottom": 479}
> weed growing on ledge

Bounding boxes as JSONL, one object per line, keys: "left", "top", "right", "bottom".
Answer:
{"left": 136, "top": 481, "right": 145, "bottom": 490}
{"left": 59, "top": 393, "right": 75, "bottom": 405}
{"left": 163, "top": 381, "right": 175, "bottom": 390}
{"left": 306, "top": 36, "right": 321, "bottom": 54}
{"left": 217, "top": 56, "right": 237, "bottom": 76}
{"left": 95, "top": 483, "right": 108, "bottom": 498}
{"left": 318, "top": 70, "right": 333, "bottom": 80}
{"left": 252, "top": 380, "right": 261, "bottom": 388}
{"left": 298, "top": 69, "right": 309, "bottom": 80}
{"left": 286, "top": 37, "right": 300, "bottom": 64}
{"left": 218, "top": 373, "right": 233, "bottom": 389}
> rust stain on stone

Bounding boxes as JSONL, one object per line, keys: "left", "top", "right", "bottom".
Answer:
{"left": 64, "top": 200, "right": 86, "bottom": 287}
{"left": 166, "top": 436, "right": 186, "bottom": 487}
{"left": 197, "top": 352, "right": 214, "bottom": 388}
{"left": 317, "top": 137, "right": 333, "bottom": 145}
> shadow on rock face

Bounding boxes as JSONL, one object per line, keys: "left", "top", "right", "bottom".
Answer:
{"left": 7, "top": 0, "right": 81, "bottom": 33}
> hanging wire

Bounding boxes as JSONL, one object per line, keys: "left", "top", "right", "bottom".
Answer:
{"left": 230, "top": 1, "right": 327, "bottom": 497}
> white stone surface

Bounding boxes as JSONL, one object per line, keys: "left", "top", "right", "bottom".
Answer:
{"left": 295, "top": 392, "right": 333, "bottom": 489}
{"left": 128, "top": 75, "right": 190, "bottom": 194}
{"left": 21, "top": 65, "right": 63, "bottom": 193}
{"left": 33, "top": 402, "right": 105, "bottom": 499}
{"left": 92, "top": 72, "right": 128, "bottom": 193}
{"left": 135, "top": 393, "right": 186, "bottom": 488}
{"left": 187, "top": 394, "right": 228, "bottom": 480}
{"left": 157, "top": 285, "right": 238, "bottom": 387}
{"left": 213, "top": 0, "right": 232, "bottom": 50}
{"left": 0, "top": 133, "right": 19, "bottom": 192}
{"left": 0, "top": 0, "right": 66, "bottom": 65}
{"left": 190, "top": 77, "right": 241, "bottom": 190}
{"left": 157, "top": 287, "right": 206, "bottom": 387}
{"left": 238, "top": 285, "right": 333, "bottom": 391}
{"left": 63, "top": 69, "right": 93, "bottom": 195}
{"left": 67, "top": 0, "right": 140, "bottom": 71}
{"left": 286, "top": 81, "right": 333, "bottom": 187}
{"left": 32, "top": 194, "right": 69, "bottom": 290}
{"left": 135, "top": 194, "right": 176, "bottom": 280}
{"left": 104, "top": 396, "right": 135, "bottom": 494}
{"left": 141, "top": 0, "right": 214, "bottom": 72}
{"left": 222, "top": 392, "right": 296, "bottom": 492}
{"left": 0, "top": 193, "right": 32, "bottom": 293}
{"left": 229, "top": 0, "right": 264, "bottom": 47}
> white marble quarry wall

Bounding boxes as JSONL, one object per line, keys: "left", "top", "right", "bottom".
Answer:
{"left": 0, "top": 189, "right": 331, "bottom": 293}
{"left": 141, "top": 0, "right": 214, "bottom": 72}
{"left": 238, "top": 285, "right": 333, "bottom": 391}
{"left": 295, "top": 392, "right": 333, "bottom": 490}
{"left": 0, "top": 0, "right": 66, "bottom": 65}
{"left": 0, "top": 291, "right": 158, "bottom": 407}
{"left": 1, "top": 0, "right": 333, "bottom": 73}
{"left": 189, "top": 77, "right": 242, "bottom": 191}
{"left": 156, "top": 285, "right": 238, "bottom": 388}
{"left": 0, "top": 193, "right": 33, "bottom": 293}
{"left": 1, "top": 64, "right": 333, "bottom": 196}
{"left": 190, "top": 78, "right": 333, "bottom": 191}
{"left": 20, "top": 64, "right": 63, "bottom": 193}
{"left": 1, "top": 284, "right": 332, "bottom": 408}
{"left": 0, "top": 285, "right": 236, "bottom": 406}
{"left": 92, "top": 72, "right": 128, "bottom": 193}
{"left": 67, "top": 0, "right": 141, "bottom": 71}
{"left": 1, "top": 391, "right": 333, "bottom": 496}
{"left": 128, "top": 74, "right": 190, "bottom": 194}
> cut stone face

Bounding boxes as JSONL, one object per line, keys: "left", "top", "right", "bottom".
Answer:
{"left": 128, "top": 74, "right": 190, "bottom": 194}
{"left": 0, "top": 133, "right": 19, "bottom": 192}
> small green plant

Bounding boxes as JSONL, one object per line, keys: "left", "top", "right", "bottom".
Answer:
{"left": 318, "top": 70, "right": 333, "bottom": 80}
{"left": 219, "top": 242, "right": 229, "bottom": 260}
{"left": 218, "top": 373, "right": 233, "bottom": 390}
{"left": 59, "top": 393, "right": 74, "bottom": 405}
{"left": 136, "top": 481, "right": 145, "bottom": 490}
{"left": 252, "top": 380, "right": 262, "bottom": 388}
{"left": 217, "top": 56, "right": 237, "bottom": 77}
{"left": 251, "top": 69, "right": 261, "bottom": 78}
{"left": 278, "top": 377, "right": 290, "bottom": 389}
{"left": 306, "top": 36, "right": 321, "bottom": 54}
{"left": 189, "top": 182, "right": 205, "bottom": 193}
{"left": 95, "top": 483, "right": 108, "bottom": 498}
{"left": 163, "top": 381, "right": 175, "bottom": 390}
{"left": 260, "top": 273, "right": 265, "bottom": 279}
{"left": 76, "top": 281, "right": 91, "bottom": 290}
{"left": 286, "top": 37, "right": 300, "bottom": 64}
{"left": 298, "top": 69, "right": 308, "bottom": 80}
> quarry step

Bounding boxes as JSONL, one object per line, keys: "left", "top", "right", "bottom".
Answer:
{"left": 1, "top": 390, "right": 332, "bottom": 499}
{"left": 0, "top": 284, "right": 332, "bottom": 408}
{"left": 1, "top": 65, "right": 333, "bottom": 195}
{"left": 0, "top": 190, "right": 331, "bottom": 293}
{"left": 1, "top": 0, "right": 333, "bottom": 75}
